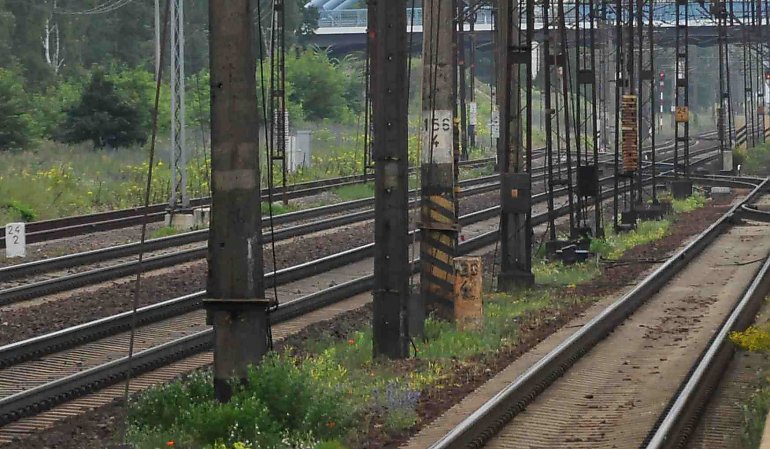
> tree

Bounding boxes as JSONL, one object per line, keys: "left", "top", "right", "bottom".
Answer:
{"left": 0, "top": 69, "right": 32, "bottom": 151}
{"left": 286, "top": 49, "right": 359, "bottom": 122}
{"left": 58, "top": 69, "right": 147, "bottom": 149}
{"left": 0, "top": 0, "right": 15, "bottom": 69}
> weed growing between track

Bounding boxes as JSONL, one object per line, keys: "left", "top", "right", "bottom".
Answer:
{"left": 735, "top": 142, "right": 770, "bottom": 177}
{"left": 730, "top": 318, "right": 770, "bottom": 448}
{"left": 126, "top": 288, "right": 589, "bottom": 449}
{"left": 125, "top": 194, "right": 709, "bottom": 449}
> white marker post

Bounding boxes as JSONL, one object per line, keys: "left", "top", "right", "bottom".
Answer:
{"left": 5, "top": 223, "right": 26, "bottom": 258}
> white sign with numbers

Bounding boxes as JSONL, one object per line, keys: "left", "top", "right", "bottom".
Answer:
{"left": 421, "top": 110, "right": 454, "bottom": 164}
{"left": 469, "top": 102, "right": 478, "bottom": 126}
{"left": 490, "top": 109, "right": 500, "bottom": 139}
{"left": 5, "top": 223, "right": 25, "bottom": 258}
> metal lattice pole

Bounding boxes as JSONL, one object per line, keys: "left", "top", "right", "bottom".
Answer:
{"left": 497, "top": 0, "right": 535, "bottom": 290}
{"left": 270, "top": 0, "right": 288, "bottom": 204}
{"left": 169, "top": 0, "right": 188, "bottom": 209}
{"left": 674, "top": 0, "right": 690, "bottom": 179}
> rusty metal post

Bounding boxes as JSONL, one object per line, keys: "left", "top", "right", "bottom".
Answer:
{"left": 205, "top": 0, "right": 270, "bottom": 402}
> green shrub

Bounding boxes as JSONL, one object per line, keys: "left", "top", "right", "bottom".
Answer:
{"left": 0, "top": 68, "right": 32, "bottom": 151}
{"left": 129, "top": 354, "right": 357, "bottom": 449}
{"left": 590, "top": 219, "right": 671, "bottom": 260}
{"left": 672, "top": 193, "right": 706, "bottom": 214}
{"left": 57, "top": 68, "right": 147, "bottom": 149}
{"left": 0, "top": 199, "right": 36, "bottom": 222}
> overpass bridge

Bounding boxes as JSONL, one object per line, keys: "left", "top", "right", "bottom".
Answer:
{"left": 309, "top": 3, "right": 769, "bottom": 52}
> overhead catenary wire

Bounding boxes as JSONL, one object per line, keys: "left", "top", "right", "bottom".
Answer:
{"left": 256, "top": 0, "right": 281, "bottom": 350}
{"left": 119, "top": 0, "right": 171, "bottom": 443}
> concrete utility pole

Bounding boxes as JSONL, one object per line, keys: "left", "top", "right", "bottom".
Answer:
{"left": 371, "top": 0, "right": 411, "bottom": 359}
{"left": 497, "top": 0, "right": 534, "bottom": 290}
{"left": 169, "top": 0, "right": 189, "bottom": 210}
{"left": 420, "top": 0, "right": 459, "bottom": 320}
{"left": 205, "top": 0, "right": 270, "bottom": 402}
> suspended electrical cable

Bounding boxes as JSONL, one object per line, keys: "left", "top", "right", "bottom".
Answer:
{"left": 55, "top": 0, "right": 137, "bottom": 15}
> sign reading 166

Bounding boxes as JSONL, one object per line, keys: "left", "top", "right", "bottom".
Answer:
{"left": 423, "top": 115, "right": 452, "bottom": 133}
{"left": 421, "top": 110, "right": 453, "bottom": 164}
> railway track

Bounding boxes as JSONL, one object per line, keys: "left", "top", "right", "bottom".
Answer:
{"left": 0, "top": 130, "right": 690, "bottom": 252}
{"left": 402, "top": 179, "right": 770, "bottom": 448}
{"left": 0, "top": 137, "right": 704, "bottom": 308}
{"left": 0, "top": 155, "right": 502, "bottom": 250}
{"left": 0, "top": 147, "right": 722, "bottom": 443}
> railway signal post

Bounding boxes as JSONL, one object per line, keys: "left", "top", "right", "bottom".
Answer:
{"left": 371, "top": 0, "right": 411, "bottom": 359}
{"left": 672, "top": 0, "right": 693, "bottom": 198}
{"left": 205, "top": 0, "right": 271, "bottom": 402}
{"left": 497, "top": 0, "right": 535, "bottom": 290}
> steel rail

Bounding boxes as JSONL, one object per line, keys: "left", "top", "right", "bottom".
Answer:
{"left": 0, "top": 174, "right": 500, "bottom": 283}
{"left": 0, "top": 131, "right": 690, "bottom": 249}
{"left": 0, "top": 192, "right": 583, "bottom": 427}
{"left": 425, "top": 178, "right": 769, "bottom": 449}
{"left": 643, "top": 251, "right": 770, "bottom": 449}
{"left": 0, "top": 144, "right": 720, "bottom": 308}
{"left": 0, "top": 155, "right": 730, "bottom": 426}
{"left": 0, "top": 155, "right": 502, "bottom": 249}
{"left": 737, "top": 204, "right": 770, "bottom": 222}
{"left": 0, "top": 137, "right": 701, "bottom": 285}
{"left": 0, "top": 146, "right": 706, "bottom": 307}
{"left": 0, "top": 154, "right": 728, "bottom": 412}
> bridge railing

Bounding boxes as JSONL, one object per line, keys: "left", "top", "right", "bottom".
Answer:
{"left": 316, "top": 4, "right": 756, "bottom": 30}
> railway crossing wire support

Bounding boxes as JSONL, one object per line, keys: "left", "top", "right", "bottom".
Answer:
{"left": 420, "top": 0, "right": 461, "bottom": 319}
{"left": 574, "top": 0, "right": 604, "bottom": 236}
{"left": 371, "top": 0, "right": 411, "bottom": 359}
{"left": 204, "top": 0, "right": 271, "bottom": 402}
{"left": 673, "top": 0, "right": 693, "bottom": 197}
{"left": 497, "top": 0, "right": 535, "bottom": 290}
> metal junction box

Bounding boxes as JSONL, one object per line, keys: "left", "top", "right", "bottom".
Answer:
{"left": 501, "top": 173, "right": 531, "bottom": 214}
{"left": 577, "top": 165, "right": 599, "bottom": 197}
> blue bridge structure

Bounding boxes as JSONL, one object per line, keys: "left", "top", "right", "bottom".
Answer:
{"left": 307, "top": 3, "right": 769, "bottom": 52}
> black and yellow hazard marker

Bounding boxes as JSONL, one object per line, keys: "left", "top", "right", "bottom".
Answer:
{"left": 736, "top": 124, "right": 747, "bottom": 148}
{"left": 420, "top": 193, "right": 459, "bottom": 320}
